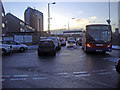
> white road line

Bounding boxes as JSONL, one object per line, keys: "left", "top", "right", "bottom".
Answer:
{"left": 73, "top": 71, "right": 88, "bottom": 74}
{"left": 0, "top": 75, "right": 11, "bottom": 78}
{"left": 13, "top": 75, "right": 28, "bottom": 78}
{"left": 58, "top": 73, "right": 68, "bottom": 75}
{"left": 33, "top": 77, "right": 47, "bottom": 80}
{"left": 112, "top": 68, "right": 116, "bottom": 71}
{"left": 0, "top": 79, "right": 5, "bottom": 81}
{"left": 72, "top": 74, "right": 90, "bottom": 77}
{"left": 92, "top": 69, "right": 107, "bottom": 72}
{"left": 97, "top": 72, "right": 112, "bottom": 75}
{"left": 10, "top": 78, "right": 26, "bottom": 81}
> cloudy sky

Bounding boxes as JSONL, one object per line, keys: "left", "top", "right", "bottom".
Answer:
{"left": 3, "top": 1, "right": 118, "bottom": 31}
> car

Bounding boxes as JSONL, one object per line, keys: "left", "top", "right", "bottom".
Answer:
{"left": 2, "top": 40, "right": 28, "bottom": 52}
{"left": 40, "top": 37, "right": 47, "bottom": 40}
{"left": 116, "top": 58, "right": 120, "bottom": 73}
{"left": 60, "top": 37, "right": 66, "bottom": 46}
{"left": 76, "top": 38, "right": 82, "bottom": 45}
{"left": 0, "top": 42, "right": 12, "bottom": 55}
{"left": 47, "top": 37, "right": 61, "bottom": 50}
{"left": 37, "top": 39, "right": 56, "bottom": 56}
{"left": 67, "top": 37, "right": 76, "bottom": 48}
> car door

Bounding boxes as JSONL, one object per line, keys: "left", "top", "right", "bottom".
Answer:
{"left": 9, "top": 41, "right": 19, "bottom": 51}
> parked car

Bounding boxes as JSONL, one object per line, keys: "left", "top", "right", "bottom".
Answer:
{"left": 40, "top": 37, "right": 47, "bottom": 40}
{"left": 2, "top": 40, "right": 28, "bottom": 52}
{"left": 47, "top": 37, "right": 61, "bottom": 50}
{"left": 76, "top": 38, "right": 82, "bottom": 45}
{"left": 37, "top": 39, "right": 56, "bottom": 56}
{"left": 0, "top": 42, "right": 12, "bottom": 55}
{"left": 116, "top": 58, "right": 120, "bottom": 73}
{"left": 60, "top": 37, "right": 66, "bottom": 46}
{"left": 67, "top": 37, "right": 76, "bottom": 48}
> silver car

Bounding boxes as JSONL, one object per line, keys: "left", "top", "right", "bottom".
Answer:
{"left": 2, "top": 40, "right": 28, "bottom": 52}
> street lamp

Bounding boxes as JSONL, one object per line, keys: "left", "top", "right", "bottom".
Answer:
{"left": 48, "top": 2, "right": 56, "bottom": 35}
{"left": 68, "top": 18, "right": 75, "bottom": 31}
{"left": 107, "top": 0, "right": 111, "bottom": 25}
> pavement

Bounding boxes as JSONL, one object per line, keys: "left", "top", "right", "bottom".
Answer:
{"left": 28, "top": 45, "right": 120, "bottom": 50}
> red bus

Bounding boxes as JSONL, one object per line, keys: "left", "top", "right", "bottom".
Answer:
{"left": 82, "top": 24, "right": 112, "bottom": 53}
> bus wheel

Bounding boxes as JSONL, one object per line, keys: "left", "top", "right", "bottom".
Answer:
{"left": 102, "top": 51, "right": 106, "bottom": 54}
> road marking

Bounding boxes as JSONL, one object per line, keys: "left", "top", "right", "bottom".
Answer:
{"left": 93, "top": 69, "right": 107, "bottom": 73}
{"left": 10, "top": 78, "right": 26, "bottom": 81}
{"left": 0, "top": 75, "right": 11, "bottom": 78}
{"left": 73, "top": 71, "right": 88, "bottom": 74}
{"left": 112, "top": 68, "right": 116, "bottom": 71}
{"left": 97, "top": 72, "right": 112, "bottom": 75}
{"left": 13, "top": 75, "right": 28, "bottom": 78}
{"left": 58, "top": 73, "right": 68, "bottom": 75}
{"left": 72, "top": 74, "right": 90, "bottom": 77}
{"left": 33, "top": 77, "right": 47, "bottom": 80}
{"left": 0, "top": 79, "right": 5, "bottom": 81}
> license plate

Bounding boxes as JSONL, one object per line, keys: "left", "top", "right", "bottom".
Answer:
{"left": 70, "top": 43, "right": 73, "bottom": 46}
{"left": 96, "top": 50, "right": 103, "bottom": 52}
{"left": 96, "top": 44, "right": 103, "bottom": 46}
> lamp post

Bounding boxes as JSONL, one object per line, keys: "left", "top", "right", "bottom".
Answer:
{"left": 48, "top": 2, "right": 56, "bottom": 35}
{"left": 107, "top": 0, "right": 111, "bottom": 25}
{"left": 68, "top": 18, "right": 75, "bottom": 31}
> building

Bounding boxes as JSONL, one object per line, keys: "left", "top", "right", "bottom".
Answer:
{"left": 2, "top": 13, "right": 35, "bottom": 36}
{"left": 24, "top": 7, "right": 43, "bottom": 32}
{"left": 2, "top": 13, "right": 42, "bottom": 44}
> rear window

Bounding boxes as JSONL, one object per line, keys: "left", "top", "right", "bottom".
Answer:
{"left": 39, "top": 41, "right": 55, "bottom": 47}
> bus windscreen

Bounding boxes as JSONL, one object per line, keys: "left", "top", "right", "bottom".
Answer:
{"left": 86, "top": 25, "right": 111, "bottom": 43}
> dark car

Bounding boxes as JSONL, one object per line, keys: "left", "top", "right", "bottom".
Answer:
{"left": 47, "top": 37, "right": 61, "bottom": 50}
{"left": 76, "top": 38, "right": 82, "bottom": 45}
{"left": 116, "top": 58, "right": 120, "bottom": 73}
{"left": 37, "top": 39, "right": 56, "bottom": 56}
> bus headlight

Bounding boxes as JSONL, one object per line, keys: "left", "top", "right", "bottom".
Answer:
{"left": 87, "top": 44, "right": 91, "bottom": 47}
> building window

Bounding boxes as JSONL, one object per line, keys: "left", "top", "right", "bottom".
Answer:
{"left": 2, "top": 23, "right": 5, "bottom": 28}
{"left": 20, "top": 22, "right": 24, "bottom": 26}
{"left": 20, "top": 28, "right": 25, "bottom": 32}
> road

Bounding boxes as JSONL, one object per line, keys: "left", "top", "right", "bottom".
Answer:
{"left": 2, "top": 45, "right": 120, "bottom": 88}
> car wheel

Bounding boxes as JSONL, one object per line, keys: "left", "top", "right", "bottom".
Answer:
{"left": 19, "top": 47, "right": 25, "bottom": 52}
{"left": 53, "top": 51, "right": 56, "bottom": 56}
{"left": 116, "top": 65, "right": 120, "bottom": 74}
{"left": 38, "top": 52, "right": 41, "bottom": 56}
{"left": 2, "top": 49, "right": 7, "bottom": 55}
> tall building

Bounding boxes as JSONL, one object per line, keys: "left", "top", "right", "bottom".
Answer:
{"left": 24, "top": 7, "right": 43, "bottom": 32}
{"left": 118, "top": 1, "right": 120, "bottom": 33}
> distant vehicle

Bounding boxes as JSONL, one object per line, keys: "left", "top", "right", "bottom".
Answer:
{"left": 2, "top": 40, "right": 28, "bottom": 52}
{"left": 60, "top": 37, "right": 66, "bottom": 46}
{"left": 116, "top": 58, "right": 120, "bottom": 74}
{"left": 67, "top": 37, "right": 76, "bottom": 48}
{"left": 47, "top": 37, "right": 61, "bottom": 50}
{"left": 76, "top": 38, "right": 82, "bottom": 46}
{"left": 82, "top": 24, "right": 112, "bottom": 53}
{"left": 0, "top": 42, "right": 12, "bottom": 55}
{"left": 37, "top": 39, "right": 56, "bottom": 56}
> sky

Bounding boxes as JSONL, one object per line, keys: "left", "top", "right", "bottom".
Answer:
{"left": 3, "top": 2, "right": 118, "bottom": 31}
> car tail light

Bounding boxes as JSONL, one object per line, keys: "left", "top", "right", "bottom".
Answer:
{"left": 87, "top": 43, "right": 91, "bottom": 47}
{"left": 107, "top": 44, "right": 111, "bottom": 48}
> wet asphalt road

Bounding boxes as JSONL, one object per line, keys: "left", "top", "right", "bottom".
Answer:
{"left": 2, "top": 45, "right": 120, "bottom": 88}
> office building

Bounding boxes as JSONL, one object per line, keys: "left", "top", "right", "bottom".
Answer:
{"left": 24, "top": 7, "right": 43, "bottom": 32}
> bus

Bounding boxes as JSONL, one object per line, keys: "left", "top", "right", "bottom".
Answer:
{"left": 82, "top": 24, "right": 112, "bottom": 53}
